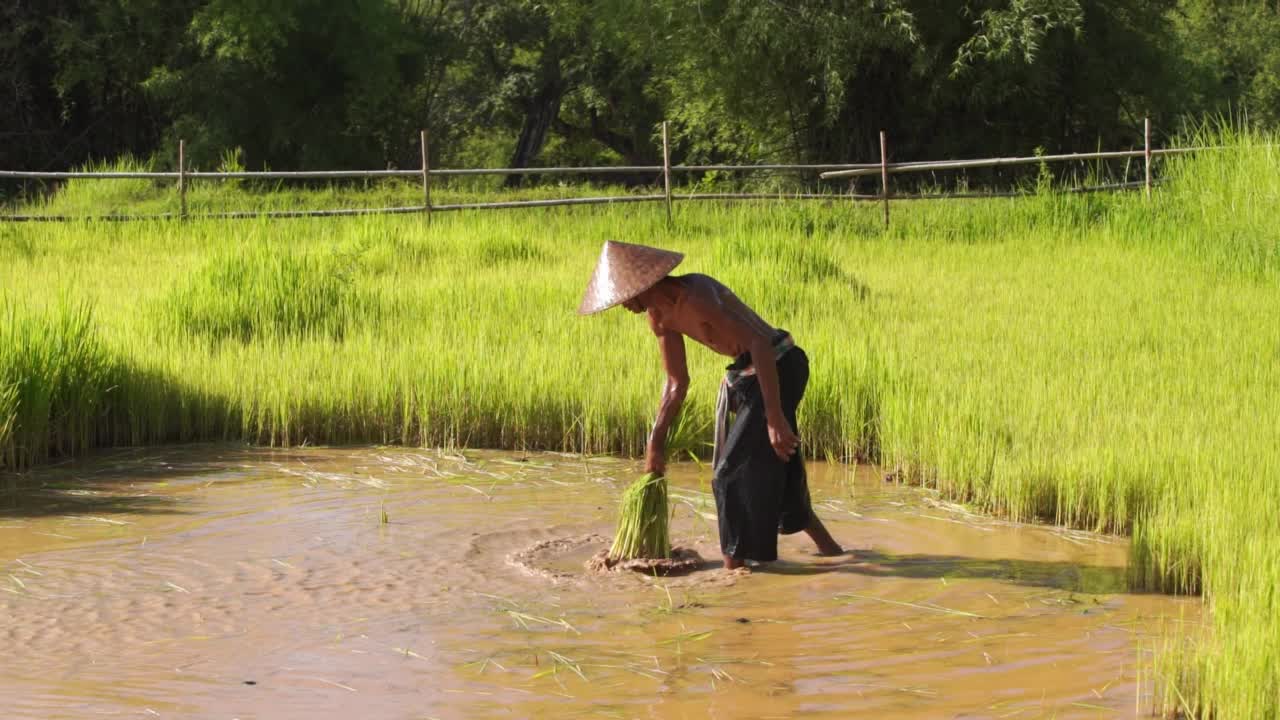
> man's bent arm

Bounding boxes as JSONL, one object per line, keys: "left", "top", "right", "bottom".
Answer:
{"left": 748, "top": 333, "right": 786, "bottom": 425}
{"left": 646, "top": 331, "right": 689, "bottom": 474}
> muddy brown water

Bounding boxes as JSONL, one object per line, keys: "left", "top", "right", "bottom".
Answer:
{"left": 1, "top": 446, "right": 1197, "bottom": 719}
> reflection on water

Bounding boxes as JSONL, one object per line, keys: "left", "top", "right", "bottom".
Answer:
{"left": 0, "top": 445, "right": 1197, "bottom": 719}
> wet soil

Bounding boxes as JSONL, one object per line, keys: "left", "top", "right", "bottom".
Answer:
{"left": 583, "top": 546, "right": 706, "bottom": 575}
{"left": 0, "top": 446, "right": 1198, "bottom": 719}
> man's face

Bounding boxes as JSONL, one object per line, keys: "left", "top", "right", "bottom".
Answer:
{"left": 621, "top": 296, "right": 644, "bottom": 313}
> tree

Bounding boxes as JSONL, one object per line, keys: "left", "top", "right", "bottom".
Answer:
{"left": 1, "top": 0, "right": 198, "bottom": 176}
{"left": 3, "top": 0, "right": 1278, "bottom": 184}
{"left": 1172, "top": 0, "right": 1280, "bottom": 128}
{"left": 143, "top": 0, "right": 430, "bottom": 169}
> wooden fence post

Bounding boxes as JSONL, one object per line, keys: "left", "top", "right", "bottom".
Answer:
{"left": 1144, "top": 117, "right": 1152, "bottom": 201}
{"left": 880, "top": 130, "right": 890, "bottom": 229}
{"left": 421, "top": 129, "right": 432, "bottom": 222}
{"left": 178, "top": 139, "right": 187, "bottom": 220}
{"left": 662, "top": 121, "right": 673, "bottom": 226}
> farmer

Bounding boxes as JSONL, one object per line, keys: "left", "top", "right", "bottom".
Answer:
{"left": 578, "top": 240, "right": 843, "bottom": 569}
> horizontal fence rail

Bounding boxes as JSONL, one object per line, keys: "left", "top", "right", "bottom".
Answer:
{"left": 0, "top": 171, "right": 184, "bottom": 180}
{"left": 818, "top": 146, "right": 1210, "bottom": 179}
{"left": 0, "top": 118, "right": 1219, "bottom": 225}
{"left": 0, "top": 164, "right": 880, "bottom": 181}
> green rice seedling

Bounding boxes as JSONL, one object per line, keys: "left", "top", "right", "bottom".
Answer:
{"left": 608, "top": 473, "right": 671, "bottom": 560}
{"left": 0, "top": 380, "right": 16, "bottom": 457}
{"left": 31, "top": 156, "right": 163, "bottom": 217}
{"left": 0, "top": 299, "right": 118, "bottom": 469}
{"left": 159, "top": 241, "right": 367, "bottom": 342}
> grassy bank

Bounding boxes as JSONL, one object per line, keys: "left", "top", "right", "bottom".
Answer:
{"left": 2, "top": 133, "right": 1277, "bottom": 716}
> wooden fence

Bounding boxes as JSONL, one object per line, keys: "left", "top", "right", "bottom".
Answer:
{"left": 0, "top": 119, "right": 1206, "bottom": 225}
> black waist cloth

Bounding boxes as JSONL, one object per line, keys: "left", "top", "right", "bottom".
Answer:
{"left": 711, "top": 340, "right": 812, "bottom": 562}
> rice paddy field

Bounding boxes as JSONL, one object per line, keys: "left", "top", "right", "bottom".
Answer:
{"left": 2, "top": 131, "right": 1278, "bottom": 717}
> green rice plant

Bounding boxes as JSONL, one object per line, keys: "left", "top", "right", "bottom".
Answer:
{"left": 0, "top": 222, "right": 41, "bottom": 261}
{"left": 472, "top": 236, "right": 548, "bottom": 266}
{"left": 159, "top": 241, "right": 368, "bottom": 342}
{"left": 0, "top": 380, "right": 16, "bottom": 458}
{"left": 0, "top": 299, "right": 116, "bottom": 469}
{"left": 32, "top": 156, "right": 166, "bottom": 217}
{"left": 608, "top": 473, "right": 671, "bottom": 560}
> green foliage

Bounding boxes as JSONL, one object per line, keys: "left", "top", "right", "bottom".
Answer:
{"left": 8, "top": 0, "right": 1280, "bottom": 192}
{"left": 0, "top": 0, "right": 198, "bottom": 180}
{"left": 141, "top": 0, "right": 427, "bottom": 170}
{"left": 1172, "top": 1, "right": 1280, "bottom": 127}
{"left": 953, "top": 0, "right": 1085, "bottom": 70}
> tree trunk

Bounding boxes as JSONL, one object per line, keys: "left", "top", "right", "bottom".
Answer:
{"left": 505, "top": 62, "right": 564, "bottom": 187}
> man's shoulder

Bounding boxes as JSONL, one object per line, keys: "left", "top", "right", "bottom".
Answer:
{"left": 673, "top": 271, "right": 720, "bottom": 284}
{"left": 672, "top": 273, "right": 730, "bottom": 296}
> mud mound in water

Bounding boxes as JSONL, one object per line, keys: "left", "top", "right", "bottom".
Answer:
{"left": 585, "top": 547, "right": 705, "bottom": 575}
{"left": 511, "top": 534, "right": 712, "bottom": 581}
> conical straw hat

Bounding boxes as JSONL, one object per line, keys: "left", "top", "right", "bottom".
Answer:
{"left": 578, "top": 241, "right": 684, "bottom": 315}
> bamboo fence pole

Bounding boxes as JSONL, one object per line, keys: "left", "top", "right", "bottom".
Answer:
{"left": 662, "top": 121, "right": 673, "bottom": 226}
{"left": 178, "top": 139, "right": 187, "bottom": 220}
{"left": 880, "top": 131, "right": 890, "bottom": 229}
{"left": 1144, "top": 118, "right": 1152, "bottom": 201}
{"left": 421, "top": 129, "right": 432, "bottom": 222}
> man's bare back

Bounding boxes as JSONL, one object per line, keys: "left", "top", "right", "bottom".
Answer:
{"left": 623, "top": 274, "right": 776, "bottom": 358}
{"left": 620, "top": 272, "right": 798, "bottom": 476}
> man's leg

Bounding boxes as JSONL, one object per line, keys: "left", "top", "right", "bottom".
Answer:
{"left": 805, "top": 515, "right": 843, "bottom": 556}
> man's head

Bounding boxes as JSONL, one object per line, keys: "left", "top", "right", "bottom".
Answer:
{"left": 577, "top": 241, "right": 683, "bottom": 316}
{"left": 620, "top": 281, "right": 663, "bottom": 313}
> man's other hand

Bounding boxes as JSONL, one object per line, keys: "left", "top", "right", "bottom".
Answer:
{"left": 767, "top": 415, "right": 800, "bottom": 462}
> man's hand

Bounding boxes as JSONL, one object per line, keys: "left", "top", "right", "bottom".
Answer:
{"left": 645, "top": 449, "right": 666, "bottom": 476}
{"left": 767, "top": 413, "right": 800, "bottom": 462}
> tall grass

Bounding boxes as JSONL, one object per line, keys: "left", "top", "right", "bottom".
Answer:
{"left": 0, "top": 379, "right": 17, "bottom": 463}
{"left": 161, "top": 242, "right": 370, "bottom": 342}
{"left": 0, "top": 300, "right": 116, "bottom": 468}
{"left": 1128, "top": 130, "right": 1280, "bottom": 717}
{"left": 1, "top": 131, "right": 1276, "bottom": 716}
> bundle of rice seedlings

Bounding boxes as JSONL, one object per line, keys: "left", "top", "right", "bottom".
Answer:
{"left": 608, "top": 472, "right": 671, "bottom": 560}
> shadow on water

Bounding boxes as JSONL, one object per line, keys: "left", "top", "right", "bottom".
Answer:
{"left": 0, "top": 443, "right": 367, "bottom": 520}
{"left": 0, "top": 487, "right": 181, "bottom": 519}
{"left": 765, "top": 550, "right": 1129, "bottom": 594}
{"left": 0, "top": 446, "right": 229, "bottom": 519}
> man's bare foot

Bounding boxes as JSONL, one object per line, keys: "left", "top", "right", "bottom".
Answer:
{"left": 804, "top": 516, "right": 844, "bottom": 556}
{"left": 723, "top": 555, "right": 746, "bottom": 570}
